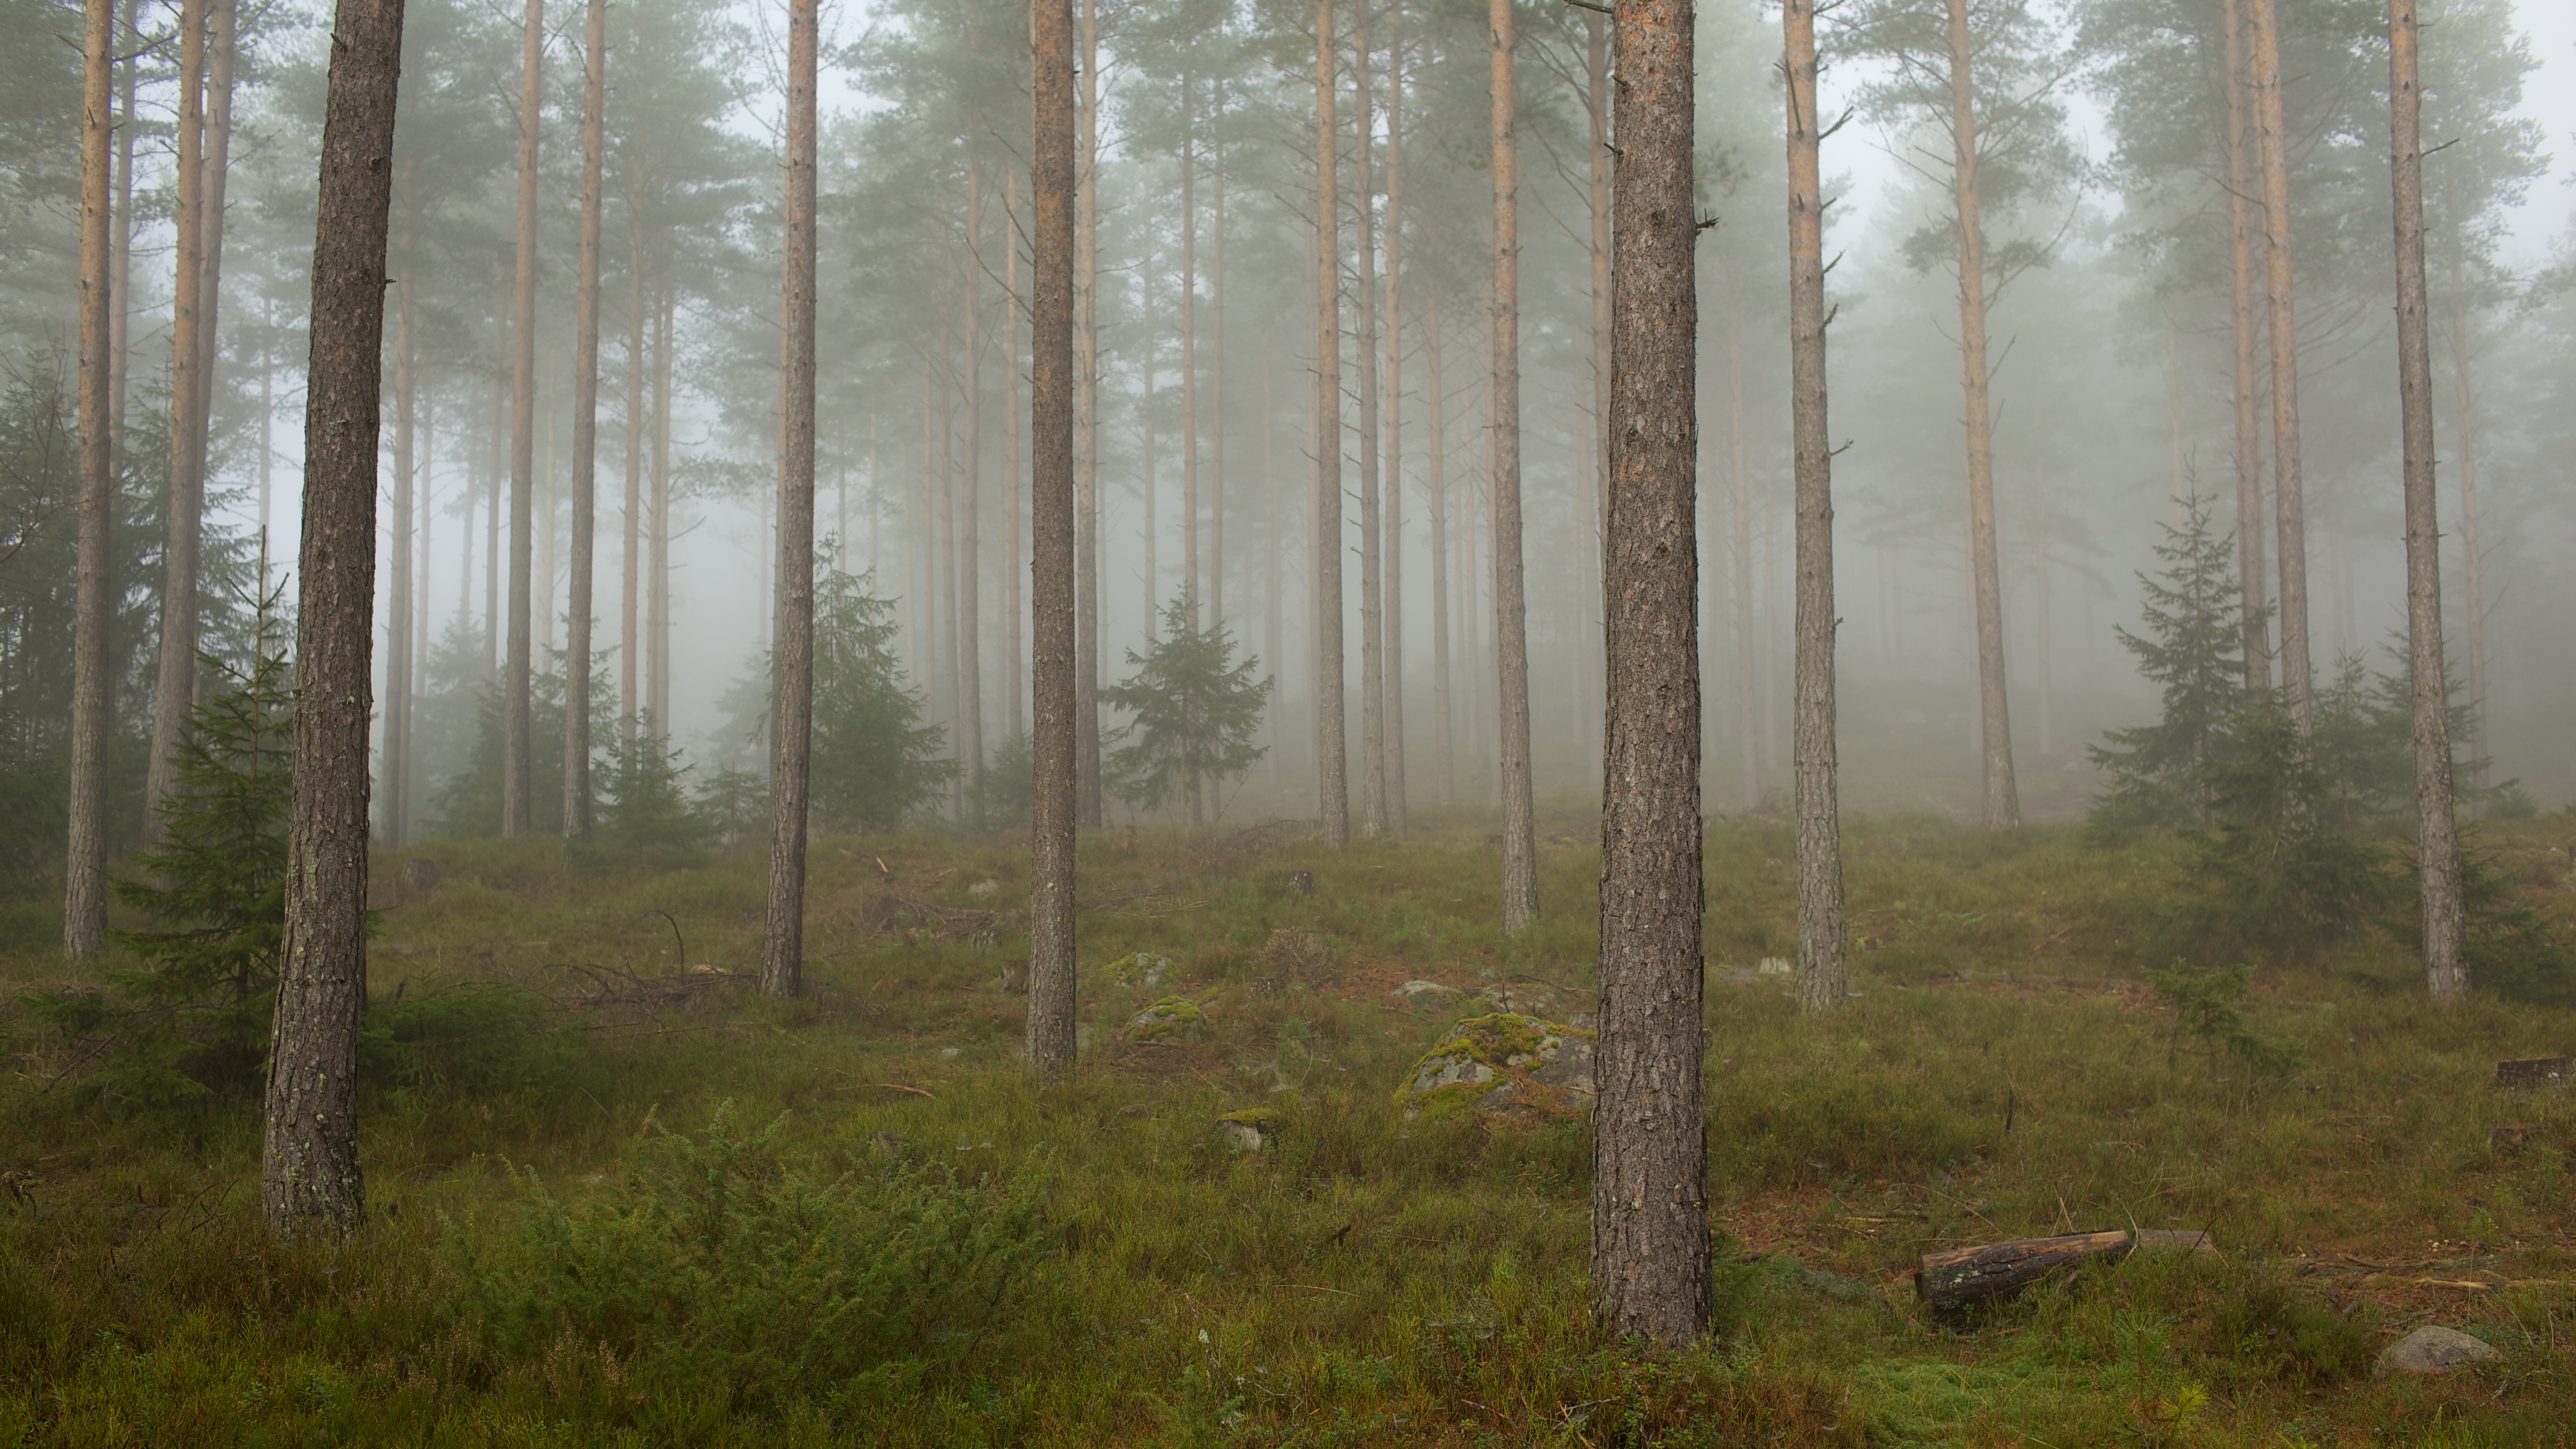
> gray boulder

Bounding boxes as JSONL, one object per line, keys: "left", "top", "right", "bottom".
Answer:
{"left": 2375, "top": 1325, "right": 2503, "bottom": 1378}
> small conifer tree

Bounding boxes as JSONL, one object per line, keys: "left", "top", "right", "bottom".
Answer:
{"left": 808, "top": 568, "right": 952, "bottom": 832}
{"left": 1102, "top": 595, "right": 1273, "bottom": 825}
{"left": 2088, "top": 493, "right": 2250, "bottom": 836}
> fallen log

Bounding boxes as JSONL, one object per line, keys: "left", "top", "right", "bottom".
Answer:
{"left": 2494, "top": 1057, "right": 2570, "bottom": 1091}
{"left": 1917, "top": 1228, "right": 2216, "bottom": 1307}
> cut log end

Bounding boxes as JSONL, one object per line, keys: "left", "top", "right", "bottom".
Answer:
{"left": 1916, "top": 1228, "right": 2216, "bottom": 1308}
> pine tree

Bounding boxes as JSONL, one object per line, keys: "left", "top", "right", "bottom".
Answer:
{"left": 1102, "top": 596, "right": 1271, "bottom": 822}
{"left": 2088, "top": 492, "right": 2250, "bottom": 836}
{"left": 808, "top": 569, "right": 954, "bottom": 832}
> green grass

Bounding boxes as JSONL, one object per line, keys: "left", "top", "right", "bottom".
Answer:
{"left": 3, "top": 806, "right": 2572, "bottom": 1445}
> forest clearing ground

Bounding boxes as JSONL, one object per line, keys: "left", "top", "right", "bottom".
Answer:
{"left": 3, "top": 806, "right": 2573, "bottom": 1445}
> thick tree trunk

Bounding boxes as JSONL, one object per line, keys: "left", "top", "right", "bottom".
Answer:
{"left": 2386, "top": 0, "right": 2463, "bottom": 1004}
{"left": 2226, "top": 0, "right": 2268, "bottom": 684}
{"left": 564, "top": 0, "right": 604, "bottom": 837}
{"left": 67, "top": 0, "right": 114, "bottom": 959}
{"left": 761, "top": 0, "right": 817, "bottom": 999}
{"left": 1944, "top": 0, "right": 2018, "bottom": 829}
{"left": 1427, "top": 293, "right": 1453, "bottom": 805}
{"left": 1488, "top": 0, "right": 1536, "bottom": 930}
{"left": 1786, "top": 0, "right": 1846, "bottom": 1015}
{"left": 1028, "top": 0, "right": 1078, "bottom": 1080}
{"left": 146, "top": 0, "right": 209, "bottom": 837}
{"left": 2444, "top": 264, "right": 2486, "bottom": 760}
{"left": 385, "top": 266, "right": 414, "bottom": 844}
{"left": 268, "top": 0, "right": 404, "bottom": 1240}
{"left": 1312, "top": 0, "right": 1348, "bottom": 847}
{"left": 1075, "top": 0, "right": 1102, "bottom": 829}
{"left": 1594, "top": 0, "right": 1706, "bottom": 1348}
{"left": 502, "top": 0, "right": 542, "bottom": 836}
{"left": 621, "top": 224, "right": 643, "bottom": 749}
{"left": 1381, "top": 21, "right": 1406, "bottom": 841}
{"left": 2248, "top": 0, "right": 2309, "bottom": 725}
{"left": 1354, "top": 13, "right": 1385, "bottom": 840}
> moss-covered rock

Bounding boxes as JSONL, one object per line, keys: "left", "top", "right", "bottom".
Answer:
{"left": 1125, "top": 995, "right": 1204, "bottom": 1043}
{"left": 1108, "top": 952, "right": 1172, "bottom": 989}
{"left": 1395, "top": 1012, "right": 1595, "bottom": 1122}
{"left": 1216, "top": 1107, "right": 1277, "bottom": 1152}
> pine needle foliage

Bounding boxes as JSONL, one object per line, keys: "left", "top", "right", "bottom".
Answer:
{"left": 809, "top": 568, "right": 953, "bottom": 832}
{"left": 1102, "top": 596, "right": 1273, "bottom": 815}
{"left": 586, "top": 715, "right": 709, "bottom": 867}
{"left": 2088, "top": 493, "right": 2250, "bottom": 838}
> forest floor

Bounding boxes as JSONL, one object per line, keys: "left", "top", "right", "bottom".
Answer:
{"left": 3, "top": 806, "right": 2575, "bottom": 1446}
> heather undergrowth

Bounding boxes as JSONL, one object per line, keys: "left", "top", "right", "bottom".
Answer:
{"left": 2, "top": 808, "right": 2571, "bottom": 1445}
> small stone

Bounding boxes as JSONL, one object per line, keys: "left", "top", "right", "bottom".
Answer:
{"left": 1391, "top": 980, "right": 1462, "bottom": 1005}
{"left": 1218, "top": 1108, "right": 1277, "bottom": 1152}
{"left": 2376, "top": 1325, "right": 2503, "bottom": 1378}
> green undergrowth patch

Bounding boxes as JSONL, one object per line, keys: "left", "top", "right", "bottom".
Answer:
{"left": 2, "top": 809, "right": 2571, "bottom": 1443}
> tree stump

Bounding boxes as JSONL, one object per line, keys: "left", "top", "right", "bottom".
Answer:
{"left": 1916, "top": 1228, "right": 2215, "bottom": 1307}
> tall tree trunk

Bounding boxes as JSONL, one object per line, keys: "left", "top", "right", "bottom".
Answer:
{"left": 762, "top": 0, "right": 816, "bottom": 999}
{"left": 267, "top": 0, "right": 404, "bottom": 1240}
{"left": 1005, "top": 175, "right": 1025, "bottom": 740}
{"left": 621, "top": 223, "right": 643, "bottom": 749}
{"left": 1210, "top": 166, "right": 1226, "bottom": 628}
{"left": 1142, "top": 264, "right": 1158, "bottom": 639}
{"left": 1354, "top": 10, "right": 1386, "bottom": 839}
{"left": 2386, "top": 0, "right": 2463, "bottom": 1002}
{"left": 960, "top": 164, "right": 985, "bottom": 795}
{"left": 564, "top": 0, "right": 604, "bottom": 836}
{"left": 186, "top": 0, "right": 235, "bottom": 539}
{"left": 2164, "top": 323, "right": 2185, "bottom": 527}
{"left": 107, "top": 0, "right": 138, "bottom": 436}
{"left": 67, "top": 0, "right": 113, "bottom": 959}
{"left": 146, "top": 0, "right": 208, "bottom": 836}
{"left": 502, "top": 0, "right": 542, "bottom": 837}
{"left": 1075, "top": 0, "right": 1102, "bottom": 829}
{"left": 1381, "top": 17, "right": 1406, "bottom": 841}
{"left": 2444, "top": 258, "right": 2487, "bottom": 761}
{"left": 1594, "top": 0, "right": 1706, "bottom": 1348}
{"left": 2249, "top": 0, "right": 2309, "bottom": 725}
{"left": 1181, "top": 83, "right": 1201, "bottom": 624}
{"left": 2221, "top": 0, "right": 2267, "bottom": 689}
{"left": 1488, "top": 0, "right": 1536, "bottom": 929}
{"left": 1786, "top": 0, "right": 1846, "bottom": 1014}
{"left": 1587, "top": 10, "right": 1612, "bottom": 787}
{"left": 1728, "top": 298, "right": 1757, "bottom": 810}
{"left": 1311, "top": 0, "right": 1348, "bottom": 846}
{"left": 385, "top": 264, "right": 414, "bottom": 844}
{"left": 1427, "top": 291, "right": 1453, "bottom": 805}
{"left": 2034, "top": 465, "right": 2051, "bottom": 755}
{"left": 1943, "top": 0, "right": 2018, "bottom": 829}
{"left": 414, "top": 392, "right": 431, "bottom": 782}
{"left": 650, "top": 289, "right": 672, "bottom": 725}
{"left": 1028, "top": 0, "right": 1078, "bottom": 1080}
{"left": 485, "top": 380, "right": 501, "bottom": 678}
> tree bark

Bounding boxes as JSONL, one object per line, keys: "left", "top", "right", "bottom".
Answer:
{"left": 1587, "top": 10, "right": 1613, "bottom": 788}
{"left": 650, "top": 289, "right": 672, "bottom": 725}
{"left": 959, "top": 162, "right": 985, "bottom": 795}
{"left": 188, "top": 0, "right": 236, "bottom": 543}
{"left": 1312, "top": 0, "right": 1348, "bottom": 847}
{"left": 1029, "top": 0, "right": 1078, "bottom": 1080}
{"left": 565, "top": 0, "right": 604, "bottom": 837}
{"left": 1727, "top": 297, "right": 1756, "bottom": 811}
{"left": 1786, "top": 0, "right": 1846, "bottom": 1014}
{"left": 2386, "top": 0, "right": 2464, "bottom": 1004}
{"left": 2444, "top": 259, "right": 2486, "bottom": 760}
{"left": 1427, "top": 292, "right": 1453, "bottom": 805}
{"left": 67, "top": 0, "right": 114, "bottom": 959}
{"left": 146, "top": 0, "right": 208, "bottom": 837}
{"left": 1005, "top": 173, "right": 1025, "bottom": 740}
{"left": 621, "top": 221, "right": 643, "bottom": 749}
{"left": 268, "top": 0, "right": 405, "bottom": 1240}
{"left": 107, "top": 0, "right": 139, "bottom": 437}
{"left": 2248, "top": 0, "right": 2308, "bottom": 725}
{"left": 2221, "top": 0, "right": 2267, "bottom": 688}
{"left": 501, "top": 0, "right": 542, "bottom": 836}
{"left": 1354, "top": 11, "right": 1385, "bottom": 840}
{"left": 1381, "top": 18, "right": 1406, "bottom": 841}
{"left": 1943, "top": 0, "right": 2018, "bottom": 829}
{"left": 385, "top": 263, "right": 414, "bottom": 844}
{"left": 1075, "top": 0, "right": 1102, "bottom": 829}
{"left": 1211, "top": 166, "right": 1226, "bottom": 628}
{"left": 1594, "top": 0, "right": 1706, "bottom": 1349}
{"left": 1181, "top": 83, "right": 1201, "bottom": 627}
{"left": 1488, "top": 0, "right": 1535, "bottom": 929}
{"left": 761, "top": 0, "right": 817, "bottom": 999}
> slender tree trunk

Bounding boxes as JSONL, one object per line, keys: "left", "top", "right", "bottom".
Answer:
{"left": 650, "top": 289, "right": 672, "bottom": 726}
{"left": 2444, "top": 260, "right": 2487, "bottom": 761}
{"left": 1354, "top": 11, "right": 1386, "bottom": 839}
{"left": 2034, "top": 465, "right": 2051, "bottom": 755}
{"left": 1210, "top": 166, "right": 1226, "bottom": 629}
{"left": 1075, "top": 0, "right": 1102, "bottom": 829}
{"left": 108, "top": 0, "right": 138, "bottom": 436}
{"left": 502, "top": 0, "right": 542, "bottom": 836}
{"left": 1312, "top": 0, "right": 1348, "bottom": 846}
{"left": 1587, "top": 10, "right": 1612, "bottom": 787}
{"left": 1943, "top": 0, "right": 2017, "bottom": 828}
{"left": 187, "top": 0, "right": 235, "bottom": 528}
{"left": 1381, "top": 18, "right": 1406, "bottom": 841}
{"left": 1142, "top": 264, "right": 1158, "bottom": 639}
{"left": 2386, "top": 0, "right": 2464, "bottom": 1002}
{"left": 762, "top": 0, "right": 817, "bottom": 999}
{"left": 146, "top": 0, "right": 208, "bottom": 834}
{"left": 2220, "top": 0, "right": 2268, "bottom": 687}
{"left": 67, "top": 0, "right": 114, "bottom": 959}
{"left": 1728, "top": 299, "right": 1756, "bottom": 810}
{"left": 940, "top": 328, "right": 963, "bottom": 817}
{"left": 485, "top": 380, "right": 501, "bottom": 678}
{"left": 622, "top": 217, "right": 643, "bottom": 749}
{"left": 2164, "top": 323, "right": 2186, "bottom": 527}
{"left": 268, "top": 0, "right": 405, "bottom": 1240}
{"left": 1427, "top": 292, "right": 1453, "bottom": 805}
{"left": 414, "top": 393, "right": 431, "bottom": 775}
{"left": 564, "top": 0, "right": 603, "bottom": 836}
{"left": 1029, "top": 0, "right": 1078, "bottom": 1079}
{"left": 1595, "top": 0, "right": 1706, "bottom": 1347}
{"left": 1488, "top": 0, "right": 1536, "bottom": 929}
{"left": 385, "top": 265, "right": 414, "bottom": 844}
{"left": 1005, "top": 176, "right": 1025, "bottom": 740}
{"left": 1263, "top": 345, "right": 1282, "bottom": 789}
{"left": 960, "top": 164, "right": 985, "bottom": 794}
{"left": 2249, "top": 0, "right": 2309, "bottom": 725}
{"left": 1181, "top": 83, "right": 1201, "bottom": 626}
{"left": 1786, "top": 0, "right": 1846, "bottom": 1013}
